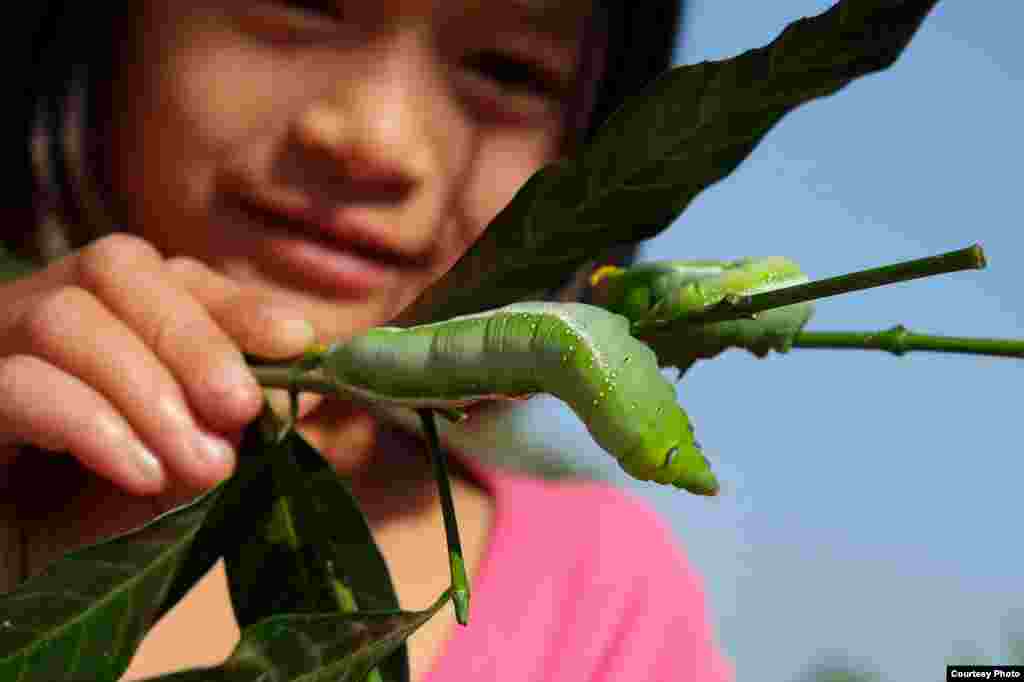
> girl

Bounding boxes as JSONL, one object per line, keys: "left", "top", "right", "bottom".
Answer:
{"left": 1, "top": 2, "right": 732, "bottom": 680}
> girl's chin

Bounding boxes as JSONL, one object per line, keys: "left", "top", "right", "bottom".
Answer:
{"left": 294, "top": 398, "right": 380, "bottom": 475}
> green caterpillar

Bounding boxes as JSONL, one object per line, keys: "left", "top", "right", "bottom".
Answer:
{"left": 588, "top": 259, "right": 732, "bottom": 324}
{"left": 590, "top": 257, "right": 815, "bottom": 377}
{"left": 316, "top": 302, "right": 719, "bottom": 495}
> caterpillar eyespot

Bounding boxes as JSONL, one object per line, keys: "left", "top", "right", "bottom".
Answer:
{"left": 663, "top": 446, "right": 679, "bottom": 469}
{"left": 317, "top": 302, "right": 719, "bottom": 495}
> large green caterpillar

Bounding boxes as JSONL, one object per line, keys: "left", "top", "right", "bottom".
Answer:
{"left": 315, "top": 302, "right": 719, "bottom": 495}
{"left": 589, "top": 257, "right": 815, "bottom": 376}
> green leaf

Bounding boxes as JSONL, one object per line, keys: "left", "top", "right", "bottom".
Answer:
{"left": 150, "top": 418, "right": 283, "bottom": 624}
{"left": 223, "top": 409, "right": 409, "bottom": 682}
{"left": 0, "top": 437, "right": 273, "bottom": 682}
{"left": 398, "top": 0, "right": 938, "bottom": 324}
{"left": 137, "top": 590, "right": 450, "bottom": 681}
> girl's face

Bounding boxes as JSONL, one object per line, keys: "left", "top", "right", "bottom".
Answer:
{"left": 101, "top": 0, "right": 595, "bottom": 343}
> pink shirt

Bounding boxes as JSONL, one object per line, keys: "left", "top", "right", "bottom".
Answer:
{"left": 425, "top": 454, "right": 734, "bottom": 681}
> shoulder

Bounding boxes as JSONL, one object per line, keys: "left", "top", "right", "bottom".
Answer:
{"left": 462, "top": 470, "right": 733, "bottom": 681}
{"left": 494, "top": 472, "right": 689, "bottom": 574}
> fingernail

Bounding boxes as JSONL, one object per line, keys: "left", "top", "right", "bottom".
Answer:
{"left": 281, "top": 317, "right": 316, "bottom": 344}
{"left": 262, "top": 306, "right": 315, "bottom": 346}
{"left": 193, "top": 431, "right": 235, "bottom": 470}
{"left": 210, "top": 359, "right": 261, "bottom": 408}
{"left": 130, "top": 440, "right": 165, "bottom": 486}
{"left": 246, "top": 306, "right": 316, "bottom": 359}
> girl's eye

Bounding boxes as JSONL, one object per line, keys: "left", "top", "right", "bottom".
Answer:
{"left": 462, "top": 51, "right": 566, "bottom": 99}
{"left": 239, "top": 2, "right": 342, "bottom": 43}
{"left": 283, "top": 0, "right": 337, "bottom": 16}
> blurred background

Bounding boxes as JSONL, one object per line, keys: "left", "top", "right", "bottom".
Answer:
{"left": 470, "top": 1, "right": 1024, "bottom": 680}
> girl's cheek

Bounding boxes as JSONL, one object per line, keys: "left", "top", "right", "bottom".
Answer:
{"left": 296, "top": 400, "right": 379, "bottom": 476}
{"left": 170, "top": 37, "right": 328, "bottom": 154}
{"left": 460, "top": 131, "right": 562, "bottom": 236}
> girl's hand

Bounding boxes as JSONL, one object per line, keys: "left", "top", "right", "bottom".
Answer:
{"left": 0, "top": 233, "right": 321, "bottom": 578}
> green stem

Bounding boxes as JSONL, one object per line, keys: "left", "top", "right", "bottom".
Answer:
{"left": 793, "top": 326, "right": 1024, "bottom": 358}
{"left": 251, "top": 363, "right": 339, "bottom": 396}
{"left": 417, "top": 409, "right": 471, "bottom": 626}
{"left": 251, "top": 362, "right": 470, "bottom": 423}
{"left": 635, "top": 243, "right": 987, "bottom": 330}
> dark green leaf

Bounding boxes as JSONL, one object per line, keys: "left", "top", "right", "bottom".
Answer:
{"left": 224, "top": 410, "right": 409, "bottom": 682}
{"left": 138, "top": 590, "right": 450, "bottom": 681}
{"left": 0, "top": 437, "right": 273, "bottom": 682}
{"left": 150, "top": 417, "right": 281, "bottom": 625}
{"left": 399, "top": 0, "right": 938, "bottom": 324}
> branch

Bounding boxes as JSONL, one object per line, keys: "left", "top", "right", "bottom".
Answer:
{"left": 792, "top": 326, "right": 1024, "bottom": 359}
{"left": 634, "top": 244, "right": 986, "bottom": 330}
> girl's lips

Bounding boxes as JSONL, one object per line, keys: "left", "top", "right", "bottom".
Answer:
{"left": 251, "top": 227, "right": 399, "bottom": 296}
{"left": 235, "top": 197, "right": 405, "bottom": 297}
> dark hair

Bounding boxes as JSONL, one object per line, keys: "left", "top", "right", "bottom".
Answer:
{"left": 553, "top": 1, "right": 685, "bottom": 302}
{"left": 6, "top": 2, "right": 130, "bottom": 262}
{"left": 8, "top": 2, "right": 683, "bottom": 295}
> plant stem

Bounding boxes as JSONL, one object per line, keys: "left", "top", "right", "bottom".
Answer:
{"left": 252, "top": 363, "right": 472, "bottom": 424}
{"left": 417, "top": 409, "right": 471, "bottom": 626}
{"left": 792, "top": 326, "right": 1024, "bottom": 358}
{"left": 250, "top": 363, "right": 339, "bottom": 395}
{"left": 636, "top": 243, "right": 987, "bottom": 329}
{"left": 245, "top": 242, "right": 1001, "bottom": 404}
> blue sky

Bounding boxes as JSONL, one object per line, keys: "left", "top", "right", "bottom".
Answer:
{"left": 494, "top": 2, "right": 1022, "bottom": 680}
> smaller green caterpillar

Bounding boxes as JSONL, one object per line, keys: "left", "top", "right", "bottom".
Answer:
{"left": 315, "top": 302, "right": 719, "bottom": 495}
{"left": 589, "top": 257, "right": 815, "bottom": 376}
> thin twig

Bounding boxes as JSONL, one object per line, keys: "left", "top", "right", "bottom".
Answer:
{"left": 417, "top": 409, "right": 471, "bottom": 626}
{"left": 792, "top": 326, "right": 1024, "bottom": 358}
{"left": 635, "top": 243, "right": 987, "bottom": 330}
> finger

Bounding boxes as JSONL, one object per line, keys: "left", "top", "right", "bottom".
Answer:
{"left": 165, "top": 256, "right": 317, "bottom": 361}
{"left": 7, "top": 283, "right": 235, "bottom": 490}
{"left": 73, "top": 235, "right": 264, "bottom": 434}
{"left": 167, "top": 256, "right": 325, "bottom": 423}
{"left": 0, "top": 354, "right": 166, "bottom": 495}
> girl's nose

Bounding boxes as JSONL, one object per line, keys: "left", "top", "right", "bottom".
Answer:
{"left": 293, "top": 102, "right": 428, "bottom": 193}
{"left": 290, "top": 37, "right": 439, "bottom": 194}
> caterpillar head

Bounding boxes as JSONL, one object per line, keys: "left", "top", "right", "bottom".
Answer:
{"left": 620, "top": 408, "right": 720, "bottom": 496}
